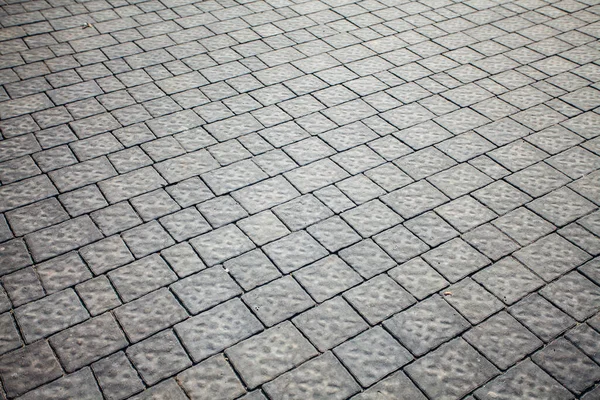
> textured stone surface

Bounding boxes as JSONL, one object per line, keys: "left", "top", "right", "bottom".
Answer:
{"left": 3, "top": 0, "right": 600, "bottom": 396}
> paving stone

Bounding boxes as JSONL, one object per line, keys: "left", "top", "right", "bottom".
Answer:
{"left": 443, "top": 277, "right": 503, "bottom": 324}
{"left": 263, "top": 231, "right": 328, "bottom": 274}
{"left": 464, "top": 311, "right": 543, "bottom": 370}
{"left": 129, "top": 379, "right": 188, "bottom": 400}
{"left": 190, "top": 224, "right": 255, "bottom": 266}
{"left": 226, "top": 321, "right": 318, "bottom": 388}
{"left": 382, "top": 180, "right": 449, "bottom": 219}
{"left": 0, "top": 238, "right": 32, "bottom": 276}
{"left": 373, "top": 224, "right": 429, "bottom": 263}
{"left": 406, "top": 338, "right": 499, "bottom": 400}
{"left": 2, "top": 267, "right": 44, "bottom": 307}
{"left": 384, "top": 295, "right": 470, "bottom": 356}
{"left": 0, "top": 340, "right": 63, "bottom": 397}
{"left": 474, "top": 359, "right": 572, "bottom": 400}
{"left": 294, "top": 255, "right": 363, "bottom": 303}
{"left": 175, "top": 298, "right": 262, "bottom": 363}
{"left": 177, "top": 354, "right": 246, "bottom": 400}
{"left": 540, "top": 272, "right": 600, "bottom": 322}
{"left": 472, "top": 256, "right": 541, "bottom": 305}
{"left": 263, "top": 352, "right": 361, "bottom": 400}
{"left": 528, "top": 186, "right": 596, "bottom": 226}
{"left": 350, "top": 370, "right": 427, "bottom": 400}
{"left": 15, "top": 288, "right": 89, "bottom": 343}
{"left": 510, "top": 293, "right": 576, "bottom": 343}
{"left": 16, "top": 367, "right": 103, "bottom": 400}
{"left": 92, "top": 351, "right": 145, "bottom": 400}
{"left": 532, "top": 338, "right": 600, "bottom": 395}
{"left": 127, "top": 330, "right": 192, "bottom": 386}
{"left": 76, "top": 276, "right": 122, "bottom": 316}
{"left": 50, "top": 313, "right": 127, "bottom": 372}
{"left": 114, "top": 288, "right": 187, "bottom": 343}
{"left": 0, "top": 313, "right": 21, "bottom": 356}
{"left": 232, "top": 176, "right": 300, "bottom": 214}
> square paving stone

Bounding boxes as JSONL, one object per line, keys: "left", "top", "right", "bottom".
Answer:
{"left": 263, "top": 352, "right": 361, "bottom": 400}
{"left": 80, "top": 236, "right": 134, "bottom": 275}
{"left": 16, "top": 367, "right": 103, "bottom": 400}
{"left": 333, "top": 327, "right": 413, "bottom": 387}
{"left": 161, "top": 242, "right": 206, "bottom": 278}
{"left": 50, "top": 313, "right": 127, "bottom": 372}
{"left": 0, "top": 340, "right": 63, "bottom": 398}
{"left": 509, "top": 293, "right": 576, "bottom": 343}
{"left": 405, "top": 338, "right": 499, "bottom": 400}
{"left": 273, "top": 194, "right": 333, "bottom": 231}
{"left": 338, "top": 239, "right": 396, "bottom": 279}
{"left": 505, "top": 162, "right": 571, "bottom": 198}
{"left": 223, "top": 249, "right": 281, "bottom": 291}
{"left": 307, "top": 216, "right": 361, "bottom": 252}
{"left": 226, "top": 321, "right": 318, "bottom": 389}
{"left": 114, "top": 288, "right": 188, "bottom": 343}
{"left": 463, "top": 224, "right": 520, "bottom": 261}
{"left": 294, "top": 255, "right": 363, "bottom": 303}
{"left": 381, "top": 180, "right": 449, "bottom": 219}
{"left": 528, "top": 186, "right": 596, "bottom": 227}
{"left": 15, "top": 288, "right": 89, "bottom": 343}
{"left": 474, "top": 359, "right": 572, "bottom": 400}
{"left": 422, "top": 238, "right": 490, "bottom": 283}
{"left": 474, "top": 257, "right": 545, "bottom": 305}
{"left": 350, "top": 370, "right": 427, "bottom": 400}
{"left": 175, "top": 298, "right": 263, "bottom": 363}
{"left": 92, "top": 351, "right": 145, "bottom": 400}
{"left": 428, "top": 163, "right": 493, "bottom": 199}
{"left": 434, "top": 195, "right": 497, "bottom": 233}
{"left": 170, "top": 266, "right": 242, "bottom": 315}
{"left": 293, "top": 296, "right": 368, "bottom": 352}
{"left": 514, "top": 233, "right": 591, "bottom": 282}
{"left": 108, "top": 254, "right": 177, "bottom": 302}
{"left": 492, "top": 207, "right": 556, "bottom": 246}
{"left": 341, "top": 200, "right": 403, "bottom": 238}
{"left": 373, "top": 225, "right": 429, "bottom": 264}
{"left": 129, "top": 379, "right": 188, "bottom": 400}
{"left": 121, "top": 221, "right": 175, "bottom": 259}
{"left": 388, "top": 257, "right": 449, "bottom": 300}
{"left": 0, "top": 313, "right": 21, "bottom": 356}
{"left": 262, "top": 231, "right": 328, "bottom": 274}
{"left": 464, "top": 311, "right": 543, "bottom": 370}
{"left": 443, "top": 278, "right": 503, "bottom": 324}
{"left": 343, "top": 275, "right": 416, "bottom": 325}
{"left": 127, "top": 330, "right": 192, "bottom": 386}
{"left": 237, "top": 210, "right": 290, "bottom": 246}
{"left": 383, "top": 295, "right": 470, "bottom": 356}
{"left": 242, "top": 276, "right": 315, "bottom": 327}
{"left": 403, "top": 211, "right": 459, "bottom": 247}
{"left": 190, "top": 224, "right": 255, "bottom": 266}
{"left": 565, "top": 323, "right": 600, "bottom": 364}
{"left": 177, "top": 354, "right": 246, "bottom": 400}
{"left": 472, "top": 180, "right": 532, "bottom": 215}
{"left": 197, "top": 196, "right": 248, "bottom": 228}
{"left": 540, "top": 272, "right": 600, "bottom": 322}
{"left": 532, "top": 338, "right": 600, "bottom": 395}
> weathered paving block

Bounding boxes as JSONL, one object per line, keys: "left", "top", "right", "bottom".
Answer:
{"left": 98, "top": 167, "right": 167, "bottom": 204}
{"left": 92, "top": 351, "right": 145, "bottom": 400}
{"left": 190, "top": 225, "right": 255, "bottom": 266}
{"left": 50, "top": 313, "right": 128, "bottom": 372}
{"left": 109, "top": 254, "right": 177, "bottom": 302}
{"left": 226, "top": 322, "right": 318, "bottom": 388}
{"left": 15, "top": 288, "right": 89, "bottom": 343}
{"left": 114, "top": 288, "right": 187, "bottom": 343}
{"left": 25, "top": 215, "right": 103, "bottom": 262}
{"left": 0, "top": 175, "right": 58, "bottom": 213}
{"left": 16, "top": 367, "right": 103, "bottom": 400}
{"left": 177, "top": 354, "right": 246, "bottom": 400}
{"left": 0, "top": 238, "right": 32, "bottom": 276}
{"left": 263, "top": 352, "right": 361, "bottom": 400}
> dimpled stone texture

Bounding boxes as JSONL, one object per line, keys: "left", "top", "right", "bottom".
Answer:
{"left": 15, "top": 288, "right": 89, "bottom": 343}
{"left": 127, "top": 330, "right": 192, "bottom": 386}
{"left": 114, "top": 288, "right": 188, "bottom": 343}
{"left": 384, "top": 295, "right": 470, "bottom": 356}
{"left": 177, "top": 354, "right": 246, "bottom": 400}
{"left": 0, "top": 340, "right": 63, "bottom": 397}
{"left": 333, "top": 327, "right": 413, "bottom": 387}
{"left": 108, "top": 254, "right": 177, "bottom": 302}
{"left": 190, "top": 225, "right": 255, "bottom": 266}
{"left": 226, "top": 322, "right": 318, "bottom": 388}
{"left": 474, "top": 360, "right": 572, "bottom": 400}
{"left": 540, "top": 272, "right": 600, "bottom": 321}
{"left": 294, "top": 297, "right": 368, "bottom": 352}
{"left": 17, "top": 367, "right": 103, "bottom": 400}
{"left": 350, "top": 371, "right": 427, "bottom": 400}
{"left": 532, "top": 338, "right": 600, "bottom": 395}
{"left": 343, "top": 275, "right": 416, "bottom": 325}
{"left": 294, "top": 255, "right": 363, "bottom": 303}
{"left": 50, "top": 313, "right": 128, "bottom": 372}
{"left": 263, "top": 352, "right": 361, "bottom": 400}
{"left": 406, "top": 338, "right": 499, "bottom": 400}
{"left": 176, "top": 299, "right": 263, "bottom": 363}
{"left": 463, "top": 312, "right": 543, "bottom": 370}
{"left": 509, "top": 294, "right": 576, "bottom": 343}
{"left": 171, "top": 266, "right": 242, "bottom": 314}
{"left": 443, "top": 278, "right": 503, "bottom": 324}
{"left": 92, "top": 351, "right": 145, "bottom": 400}
{"left": 423, "top": 238, "right": 490, "bottom": 283}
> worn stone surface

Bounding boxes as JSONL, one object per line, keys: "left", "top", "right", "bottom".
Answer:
{"left": 2, "top": 0, "right": 600, "bottom": 397}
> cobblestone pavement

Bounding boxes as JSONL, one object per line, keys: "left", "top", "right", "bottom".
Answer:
{"left": 0, "top": 0, "right": 600, "bottom": 397}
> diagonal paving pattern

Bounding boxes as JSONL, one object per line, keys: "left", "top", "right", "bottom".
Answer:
{"left": 0, "top": 0, "right": 599, "bottom": 397}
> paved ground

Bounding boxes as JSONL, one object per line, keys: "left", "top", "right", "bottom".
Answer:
{"left": 0, "top": 0, "right": 600, "bottom": 397}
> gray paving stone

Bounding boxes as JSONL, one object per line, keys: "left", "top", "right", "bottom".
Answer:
{"left": 406, "top": 338, "right": 499, "bottom": 400}
{"left": 175, "top": 298, "right": 263, "bottom": 363}
{"left": 263, "top": 352, "right": 361, "bottom": 400}
{"left": 50, "top": 313, "right": 127, "bottom": 372}
{"left": 474, "top": 359, "right": 572, "bottom": 400}
{"left": 350, "top": 370, "right": 427, "bottom": 400}
{"left": 127, "top": 329, "right": 192, "bottom": 386}
{"left": 532, "top": 338, "right": 600, "bottom": 395}
{"left": 510, "top": 293, "right": 576, "bottom": 343}
{"left": 443, "top": 278, "right": 503, "bottom": 324}
{"left": 177, "top": 354, "right": 246, "bottom": 400}
{"left": 0, "top": 313, "right": 21, "bottom": 356}
{"left": 109, "top": 254, "right": 177, "bottom": 302}
{"left": 16, "top": 367, "right": 103, "bottom": 400}
{"left": 540, "top": 272, "right": 600, "bottom": 322}
{"left": 190, "top": 224, "right": 255, "bottom": 266}
{"left": 0, "top": 340, "right": 63, "bottom": 398}
{"left": 294, "top": 296, "right": 368, "bottom": 352}
{"left": 3, "top": 267, "right": 44, "bottom": 307}
{"left": 373, "top": 224, "right": 429, "bottom": 264}
{"left": 263, "top": 231, "right": 328, "bottom": 274}
{"left": 226, "top": 321, "right": 318, "bottom": 388}
{"left": 15, "top": 288, "right": 89, "bottom": 343}
{"left": 129, "top": 379, "right": 188, "bottom": 400}
{"left": 114, "top": 288, "right": 187, "bottom": 343}
{"left": 92, "top": 351, "right": 145, "bottom": 400}
{"left": 232, "top": 176, "right": 300, "bottom": 214}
